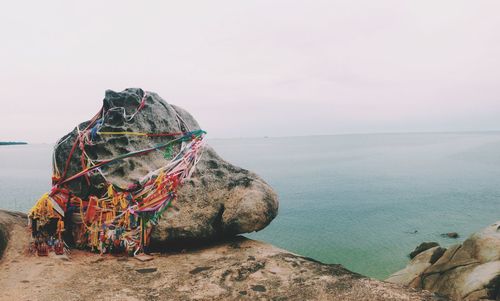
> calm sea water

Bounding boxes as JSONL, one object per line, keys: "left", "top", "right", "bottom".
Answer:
{"left": 1, "top": 133, "right": 499, "bottom": 279}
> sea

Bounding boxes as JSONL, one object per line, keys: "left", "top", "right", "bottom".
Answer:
{"left": 1, "top": 132, "right": 499, "bottom": 279}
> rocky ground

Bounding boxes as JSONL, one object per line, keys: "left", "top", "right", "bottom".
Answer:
{"left": 0, "top": 210, "right": 442, "bottom": 301}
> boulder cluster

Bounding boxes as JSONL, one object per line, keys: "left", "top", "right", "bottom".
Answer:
{"left": 387, "top": 222, "right": 500, "bottom": 300}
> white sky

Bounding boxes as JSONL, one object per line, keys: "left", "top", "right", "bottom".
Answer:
{"left": 1, "top": 1, "right": 500, "bottom": 143}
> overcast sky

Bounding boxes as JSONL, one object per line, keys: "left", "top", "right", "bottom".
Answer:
{"left": 1, "top": 1, "right": 499, "bottom": 143}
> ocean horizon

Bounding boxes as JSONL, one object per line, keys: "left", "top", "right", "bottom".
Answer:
{"left": 1, "top": 131, "right": 499, "bottom": 279}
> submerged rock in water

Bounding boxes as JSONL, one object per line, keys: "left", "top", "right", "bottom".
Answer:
{"left": 52, "top": 88, "right": 278, "bottom": 243}
{"left": 387, "top": 221, "right": 500, "bottom": 301}
{"left": 440, "top": 232, "right": 459, "bottom": 239}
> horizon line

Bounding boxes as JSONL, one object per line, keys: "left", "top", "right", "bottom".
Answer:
{"left": 11, "top": 129, "right": 500, "bottom": 144}
{"left": 208, "top": 129, "right": 500, "bottom": 140}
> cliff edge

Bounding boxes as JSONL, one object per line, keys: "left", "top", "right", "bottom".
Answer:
{"left": 0, "top": 210, "right": 441, "bottom": 301}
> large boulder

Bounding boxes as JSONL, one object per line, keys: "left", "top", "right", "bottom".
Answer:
{"left": 52, "top": 88, "right": 278, "bottom": 244}
{"left": 387, "top": 221, "right": 500, "bottom": 301}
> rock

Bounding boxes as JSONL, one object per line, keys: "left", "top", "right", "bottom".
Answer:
{"left": 151, "top": 145, "right": 278, "bottom": 245}
{"left": 441, "top": 232, "right": 459, "bottom": 239}
{"left": 51, "top": 88, "right": 278, "bottom": 243}
{"left": 0, "top": 221, "right": 8, "bottom": 259}
{"left": 387, "top": 246, "right": 446, "bottom": 286}
{"left": 0, "top": 210, "right": 27, "bottom": 259}
{"left": 0, "top": 213, "right": 443, "bottom": 301}
{"left": 409, "top": 242, "right": 440, "bottom": 259}
{"left": 387, "top": 221, "right": 500, "bottom": 301}
{"left": 135, "top": 267, "right": 158, "bottom": 274}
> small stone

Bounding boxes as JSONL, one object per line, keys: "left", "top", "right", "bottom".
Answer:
{"left": 56, "top": 254, "right": 70, "bottom": 261}
{"left": 189, "top": 266, "right": 212, "bottom": 274}
{"left": 251, "top": 285, "right": 266, "bottom": 292}
{"left": 136, "top": 267, "right": 157, "bottom": 274}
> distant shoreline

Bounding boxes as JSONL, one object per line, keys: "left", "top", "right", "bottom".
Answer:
{"left": 0, "top": 142, "right": 28, "bottom": 146}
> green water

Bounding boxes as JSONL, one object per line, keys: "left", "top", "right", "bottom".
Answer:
{"left": 210, "top": 133, "right": 500, "bottom": 279}
{"left": 1, "top": 133, "right": 499, "bottom": 279}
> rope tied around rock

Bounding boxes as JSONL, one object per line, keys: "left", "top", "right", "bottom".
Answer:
{"left": 29, "top": 93, "right": 206, "bottom": 256}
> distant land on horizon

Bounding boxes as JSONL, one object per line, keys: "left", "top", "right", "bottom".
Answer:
{"left": 0, "top": 141, "right": 28, "bottom": 146}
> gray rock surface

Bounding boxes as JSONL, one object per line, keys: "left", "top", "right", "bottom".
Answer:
{"left": 387, "top": 221, "right": 500, "bottom": 300}
{"left": 151, "top": 146, "right": 279, "bottom": 245}
{"left": 52, "top": 88, "right": 278, "bottom": 243}
{"left": 410, "top": 242, "right": 440, "bottom": 259}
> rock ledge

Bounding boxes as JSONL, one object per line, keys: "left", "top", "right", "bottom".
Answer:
{"left": 0, "top": 210, "right": 441, "bottom": 301}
